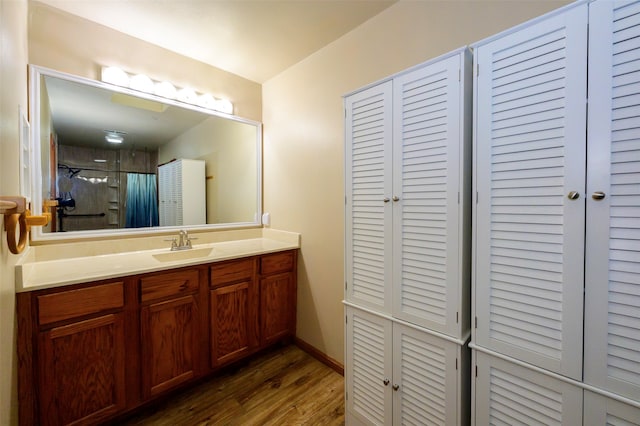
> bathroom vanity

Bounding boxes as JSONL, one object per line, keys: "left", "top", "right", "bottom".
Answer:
{"left": 16, "top": 229, "right": 299, "bottom": 426}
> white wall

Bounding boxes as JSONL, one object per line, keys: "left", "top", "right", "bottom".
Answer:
{"left": 0, "top": 0, "right": 29, "bottom": 424}
{"left": 262, "top": 0, "right": 571, "bottom": 364}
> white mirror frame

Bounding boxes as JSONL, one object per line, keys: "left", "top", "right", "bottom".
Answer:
{"left": 29, "top": 65, "right": 263, "bottom": 242}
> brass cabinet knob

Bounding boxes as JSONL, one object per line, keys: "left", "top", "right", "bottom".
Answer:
{"left": 383, "top": 197, "right": 390, "bottom": 203}
{"left": 592, "top": 191, "right": 606, "bottom": 200}
{"left": 567, "top": 191, "right": 580, "bottom": 200}
{"left": 392, "top": 384, "right": 400, "bottom": 391}
{"left": 383, "top": 378, "right": 389, "bottom": 386}
{"left": 392, "top": 196, "right": 400, "bottom": 202}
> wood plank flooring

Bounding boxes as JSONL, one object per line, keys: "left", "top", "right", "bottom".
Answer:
{"left": 114, "top": 345, "right": 345, "bottom": 426}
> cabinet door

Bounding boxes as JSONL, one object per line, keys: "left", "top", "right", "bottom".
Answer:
{"left": 473, "top": 351, "right": 583, "bottom": 426}
{"left": 140, "top": 294, "right": 200, "bottom": 399}
{"left": 392, "top": 51, "right": 470, "bottom": 337}
{"left": 345, "top": 306, "right": 393, "bottom": 425}
{"left": 583, "top": 391, "right": 640, "bottom": 426}
{"left": 473, "top": 3, "right": 588, "bottom": 379}
{"left": 38, "top": 314, "right": 126, "bottom": 426}
{"left": 584, "top": 0, "right": 640, "bottom": 402}
{"left": 392, "top": 323, "right": 460, "bottom": 425}
{"left": 345, "top": 81, "right": 394, "bottom": 313}
{"left": 260, "top": 271, "right": 295, "bottom": 345}
{"left": 210, "top": 281, "right": 257, "bottom": 367}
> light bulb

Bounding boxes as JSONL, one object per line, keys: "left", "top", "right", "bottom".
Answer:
{"left": 101, "top": 67, "right": 129, "bottom": 87}
{"left": 129, "top": 74, "right": 155, "bottom": 93}
{"left": 215, "top": 99, "right": 233, "bottom": 114}
{"left": 197, "top": 94, "right": 216, "bottom": 109}
{"left": 177, "top": 87, "right": 198, "bottom": 104}
{"left": 155, "top": 81, "right": 177, "bottom": 99}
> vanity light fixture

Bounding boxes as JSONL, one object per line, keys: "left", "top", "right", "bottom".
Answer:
{"left": 101, "top": 66, "right": 234, "bottom": 114}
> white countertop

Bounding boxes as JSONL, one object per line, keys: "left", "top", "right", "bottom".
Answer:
{"left": 16, "top": 228, "right": 300, "bottom": 292}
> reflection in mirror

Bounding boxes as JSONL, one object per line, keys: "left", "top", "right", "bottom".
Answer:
{"left": 29, "top": 66, "right": 262, "bottom": 241}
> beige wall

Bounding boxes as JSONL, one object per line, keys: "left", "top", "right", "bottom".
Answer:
{"left": 262, "top": 0, "right": 571, "bottom": 364}
{"left": 0, "top": 0, "right": 29, "bottom": 424}
{"left": 28, "top": 1, "right": 262, "bottom": 122}
{"left": 159, "top": 117, "right": 258, "bottom": 223}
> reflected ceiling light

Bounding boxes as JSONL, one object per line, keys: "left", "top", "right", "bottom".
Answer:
{"left": 101, "top": 66, "right": 129, "bottom": 87}
{"left": 101, "top": 66, "right": 233, "bottom": 114}
{"left": 129, "top": 74, "right": 154, "bottom": 93}
{"left": 104, "top": 131, "right": 124, "bottom": 144}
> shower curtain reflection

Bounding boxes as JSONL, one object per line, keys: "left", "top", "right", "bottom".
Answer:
{"left": 125, "top": 173, "right": 159, "bottom": 228}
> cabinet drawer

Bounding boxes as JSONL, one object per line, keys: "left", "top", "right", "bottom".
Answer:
{"left": 140, "top": 269, "right": 200, "bottom": 303}
{"left": 260, "top": 251, "right": 295, "bottom": 275}
{"left": 37, "top": 282, "right": 124, "bottom": 326}
{"left": 211, "top": 258, "right": 254, "bottom": 286}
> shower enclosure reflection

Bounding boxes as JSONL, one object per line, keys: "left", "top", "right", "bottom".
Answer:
{"left": 55, "top": 145, "right": 158, "bottom": 231}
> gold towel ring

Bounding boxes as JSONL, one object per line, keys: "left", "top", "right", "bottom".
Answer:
{"left": 5, "top": 212, "right": 28, "bottom": 254}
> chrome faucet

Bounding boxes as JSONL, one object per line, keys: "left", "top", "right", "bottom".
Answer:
{"left": 167, "top": 229, "right": 195, "bottom": 251}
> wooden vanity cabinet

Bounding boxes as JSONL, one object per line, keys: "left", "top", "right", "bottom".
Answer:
{"left": 138, "top": 267, "right": 206, "bottom": 400}
{"left": 259, "top": 251, "right": 297, "bottom": 346}
{"left": 209, "top": 258, "right": 259, "bottom": 367}
{"left": 17, "top": 280, "right": 128, "bottom": 426}
{"left": 17, "top": 249, "right": 298, "bottom": 426}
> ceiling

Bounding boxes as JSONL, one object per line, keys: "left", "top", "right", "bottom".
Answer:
{"left": 36, "top": 0, "right": 397, "bottom": 83}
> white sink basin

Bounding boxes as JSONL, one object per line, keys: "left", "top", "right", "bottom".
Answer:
{"left": 152, "top": 247, "right": 213, "bottom": 263}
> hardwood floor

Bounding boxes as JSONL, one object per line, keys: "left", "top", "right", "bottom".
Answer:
{"left": 114, "top": 344, "right": 345, "bottom": 426}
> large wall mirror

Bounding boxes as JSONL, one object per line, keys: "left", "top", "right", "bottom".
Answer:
{"left": 29, "top": 65, "right": 262, "bottom": 242}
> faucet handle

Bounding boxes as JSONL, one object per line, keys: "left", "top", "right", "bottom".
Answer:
{"left": 164, "top": 237, "right": 178, "bottom": 250}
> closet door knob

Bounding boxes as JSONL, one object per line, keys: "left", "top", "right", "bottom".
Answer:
{"left": 392, "top": 196, "right": 400, "bottom": 202}
{"left": 567, "top": 191, "right": 580, "bottom": 200}
{"left": 383, "top": 378, "right": 390, "bottom": 386}
{"left": 383, "top": 197, "right": 390, "bottom": 203}
{"left": 392, "top": 384, "right": 400, "bottom": 391}
{"left": 592, "top": 191, "right": 606, "bottom": 200}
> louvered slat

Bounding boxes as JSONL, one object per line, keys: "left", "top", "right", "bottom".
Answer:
{"left": 474, "top": 351, "right": 583, "bottom": 425}
{"left": 345, "top": 82, "right": 392, "bottom": 312}
{"left": 345, "top": 307, "right": 392, "bottom": 425}
{"left": 489, "top": 24, "right": 567, "bottom": 359}
{"left": 584, "top": 391, "right": 640, "bottom": 426}
{"left": 393, "top": 324, "right": 456, "bottom": 426}
{"left": 392, "top": 54, "right": 462, "bottom": 336}
{"left": 608, "top": 0, "right": 640, "bottom": 390}
{"left": 585, "top": 0, "right": 640, "bottom": 402}
{"left": 474, "top": 3, "right": 587, "bottom": 379}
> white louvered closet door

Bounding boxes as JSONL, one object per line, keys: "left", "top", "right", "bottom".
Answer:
{"left": 473, "top": 351, "right": 583, "bottom": 426}
{"left": 345, "top": 306, "right": 393, "bottom": 425}
{"left": 584, "top": 0, "right": 640, "bottom": 401}
{"left": 175, "top": 161, "right": 183, "bottom": 225}
{"left": 392, "top": 53, "right": 467, "bottom": 336}
{"left": 473, "top": 4, "right": 588, "bottom": 380}
{"left": 345, "top": 82, "right": 394, "bottom": 313}
{"left": 392, "top": 324, "right": 458, "bottom": 425}
{"left": 583, "top": 391, "right": 640, "bottom": 425}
